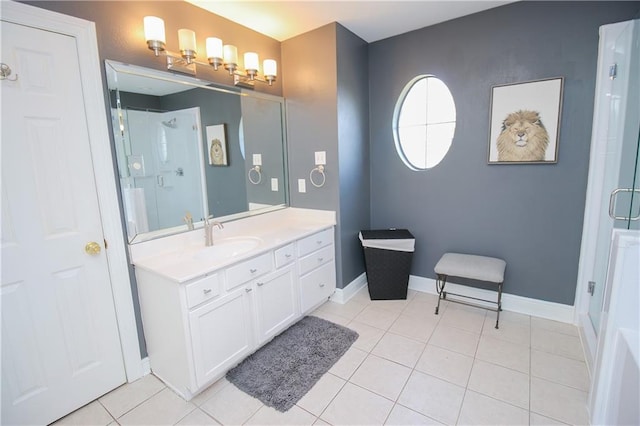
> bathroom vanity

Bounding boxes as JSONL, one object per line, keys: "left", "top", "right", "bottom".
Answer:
{"left": 129, "top": 208, "right": 336, "bottom": 400}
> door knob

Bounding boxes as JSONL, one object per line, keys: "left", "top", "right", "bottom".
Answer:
{"left": 85, "top": 241, "right": 101, "bottom": 256}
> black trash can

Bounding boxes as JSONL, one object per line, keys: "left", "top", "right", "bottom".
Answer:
{"left": 359, "top": 229, "right": 415, "bottom": 300}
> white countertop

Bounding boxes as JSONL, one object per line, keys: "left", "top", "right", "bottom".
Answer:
{"left": 129, "top": 208, "right": 336, "bottom": 283}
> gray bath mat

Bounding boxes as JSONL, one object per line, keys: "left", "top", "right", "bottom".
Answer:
{"left": 226, "top": 315, "right": 359, "bottom": 412}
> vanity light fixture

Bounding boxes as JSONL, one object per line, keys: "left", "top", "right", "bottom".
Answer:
{"left": 143, "top": 16, "right": 277, "bottom": 87}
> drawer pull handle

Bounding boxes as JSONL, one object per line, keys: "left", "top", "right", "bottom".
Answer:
{"left": 318, "top": 257, "right": 324, "bottom": 262}
{"left": 316, "top": 240, "right": 322, "bottom": 244}
{"left": 319, "top": 283, "right": 325, "bottom": 288}
{"left": 203, "top": 288, "right": 212, "bottom": 295}
{"left": 250, "top": 268, "right": 258, "bottom": 273}
{"left": 257, "top": 282, "right": 264, "bottom": 287}
{"left": 245, "top": 288, "right": 253, "bottom": 293}
{"left": 285, "top": 254, "right": 292, "bottom": 258}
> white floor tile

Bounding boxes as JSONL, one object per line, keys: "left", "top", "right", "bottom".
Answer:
{"left": 200, "top": 383, "right": 263, "bottom": 425}
{"left": 320, "top": 382, "right": 394, "bottom": 425}
{"left": 52, "top": 401, "right": 114, "bottom": 426}
{"left": 498, "top": 310, "right": 531, "bottom": 325}
{"left": 317, "top": 300, "right": 368, "bottom": 320}
{"left": 482, "top": 316, "right": 531, "bottom": 347}
{"left": 529, "top": 411, "right": 570, "bottom": 425}
{"left": 531, "top": 317, "right": 579, "bottom": 337}
{"left": 429, "top": 324, "right": 480, "bottom": 357}
{"left": 98, "top": 374, "right": 165, "bottom": 419}
{"left": 329, "top": 345, "right": 368, "bottom": 379}
{"left": 530, "top": 377, "right": 589, "bottom": 425}
{"left": 190, "top": 378, "right": 230, "bottom": 407}
{"left": 350, "top": 354, "right": 412, "bottom": 400}
{"left": 175, "top": 408, "right": 220, "bottom": 425}
{"left": 346, "top": 321, "right": 386, "bottom": 352}
{"left": 414, "top": 344, "right": 474, "bottom": 387}
{"left": 531, "top": 350, "right": 590, "bottom": 391}
{"left": 245, "top": 405, "right": 317, "bottom": 425}
{"left": 297, "top": 373, "right": 346, "bottom": 416}
{"left": 457, "top": 390, "right": 529, "bottom": 425}
{"left": 397, "top": 371, "right": 465, "bottom": 425}
{"left": 372, "top": 332, "right": 426, "bottom": 367}
{"left": 372, "top": 298, "right": 412, "bottom": 313}
{"left": 467, "top": 359, "right": 529, "bottom": 409}
{"left": 440, "top": 304, "right": 487, "bottom": 333}
{"left": 310, "top": 311, "right": 351, "bottom": 326}
{"left": 403, "top": 298, "right": 443, "bottom": 321}
{"left": 531, "top": 328, "right": 585, "bottom": 361}
{"left": 353, "top": 305, "right": 402, "bottom": 330}
{"left": 476, "top": 334, "right": 530, "bottom": 373}
{"left": 388, "top": 313, "right": 438, "bottom": 343}
{"left": 385, "top": 404, "right": 444, "bottom": 425}
{"left": 117, "top": 388, "right": 196, "bottom": 425}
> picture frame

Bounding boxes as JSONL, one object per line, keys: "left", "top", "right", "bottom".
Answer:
{"left": 488, "top": 77, "right": 564, "bottom": 164}
{"left": 206, "top": 124, "right": 228, "bottom": 166}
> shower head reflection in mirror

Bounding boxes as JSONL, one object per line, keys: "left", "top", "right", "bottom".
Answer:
{"left": 105, "top": 60, "right": 289, "bottom": 244}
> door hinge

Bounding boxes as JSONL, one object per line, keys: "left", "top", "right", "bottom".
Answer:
{"left": 588, "top": 281, "right": 595, "bottom": 296}
{"left": 104, "top": 239, "right": 108, "bottom": 250}
{"left": 609, "top": 63, "right": 617, "bottom": 80}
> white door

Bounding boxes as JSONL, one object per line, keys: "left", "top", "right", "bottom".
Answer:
{"left": 587, "top": 19, "right": 640, "bottom": 335}
{"left": 1, "top": 20, "right": 126, "bottom": 425}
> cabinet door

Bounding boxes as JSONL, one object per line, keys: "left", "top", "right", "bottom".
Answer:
{"left": 188, "top": 287, "right": 254, "bottom": 388}
{"left": 254, "top": 267, "right": 299, "bottom": 344}
{"left": 299, "top": 261, "right": 336, "bottom": 314}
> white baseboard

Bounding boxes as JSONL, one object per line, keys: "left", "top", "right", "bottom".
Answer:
{"left": 330, "top": 272, "right": 367, "bottom": 304}
{"left": 138, "top": 357, "right": 151, "bottom": 380}
{"left": 409, "top": 275, "right": 575, "bottom": 324}
{"left": 330, "top": 273, "right": 575, "bottom": 324}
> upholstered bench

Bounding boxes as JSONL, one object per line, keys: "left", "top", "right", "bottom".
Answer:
{"left": 434, "top": 253, "right": 507, "bottom": 328}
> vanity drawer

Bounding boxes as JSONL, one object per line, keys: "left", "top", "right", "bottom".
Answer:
{"left": 299, "top": 261, "right": 336, "bottom": 313}
{"left": 186, "top": 273, "right": 221, "bottom": 309}
{"left": 297, "top": 228, "right": 334, "bottom": 257}
{"left": 226, "top": 252, "right": 273, "bottom": 290}
{"left": 274, "top": 243, "right": 295, "bottom": 269}
{"left": 298, "top": 244, "right": 334, "bottom": 276}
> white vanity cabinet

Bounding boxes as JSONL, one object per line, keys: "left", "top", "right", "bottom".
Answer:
{"left": 134, "top": 225, "right": 336, "bottom": 400}
{"left": 298, "top": 228, "right": 336, "bottom": 313}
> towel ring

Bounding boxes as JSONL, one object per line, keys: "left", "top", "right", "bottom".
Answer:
{"left": 248, "top": 165, "right": 262, "bottom": 185}
{"left": 0, "top": 63, "right": 18, "bottom": 82}
{"left": 310, "top": 165, "right": 326, "bottom": 188}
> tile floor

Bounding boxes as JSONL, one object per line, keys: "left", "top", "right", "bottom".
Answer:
{"left": 54, "top": 289, "right": 591, "bottom": 425}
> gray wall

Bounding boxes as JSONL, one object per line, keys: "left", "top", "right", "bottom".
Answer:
{"left": 282, "top": 23, "right": 371, "bottom": 289}
{"left": 368, "top": 1, "right": 640, "bottom": 304}
{"left": 336, "top": 25, "right": 370, "bottom": 287}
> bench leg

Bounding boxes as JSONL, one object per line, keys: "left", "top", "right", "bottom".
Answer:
{"left": 495, "top": 281, "right": 504, "bottom": 329}
{"left": 435, "top": 274, "right": 447, "bottom": 315}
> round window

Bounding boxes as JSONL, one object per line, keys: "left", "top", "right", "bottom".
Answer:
{"left": 392, "top": 75, "right": 456, "bottom": 170}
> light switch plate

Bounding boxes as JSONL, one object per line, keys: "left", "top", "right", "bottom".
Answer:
{"left": 315, "top": 151, "right": 326, "bottom": 165}
{"left": 252, "top": 153, "right": 262, "bottom": 166}
{"left": 271, "top": 178, "right": 278, "bottom": 191}
{"left": 298, "top": 179, "right": 306, "bottom": 193}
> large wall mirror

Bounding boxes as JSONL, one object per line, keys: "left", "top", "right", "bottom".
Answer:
{"left": 105, "top": 61, "right": 289, "bottom": 243}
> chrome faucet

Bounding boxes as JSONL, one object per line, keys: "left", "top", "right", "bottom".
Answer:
{"left": 203, "top": 216, "right": 224, "bottom": 246}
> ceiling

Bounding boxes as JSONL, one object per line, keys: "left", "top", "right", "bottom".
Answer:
{"left": 186, "top": 1, "right": 516, "bottom": 43}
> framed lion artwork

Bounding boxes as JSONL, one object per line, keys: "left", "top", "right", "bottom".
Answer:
{"left": 488, "top": 77, "right": 564, "bottom": 164}
{"left": 206, "top": 124, "right": 228, "bottom": 166}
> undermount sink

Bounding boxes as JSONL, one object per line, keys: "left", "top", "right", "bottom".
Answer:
{"left": 192, "top": 236, "right": 263, "bottom": 262}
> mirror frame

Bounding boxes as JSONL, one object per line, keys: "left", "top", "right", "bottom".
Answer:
{"left": 104, "top": 60, "right": 289, "bottom": 244}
